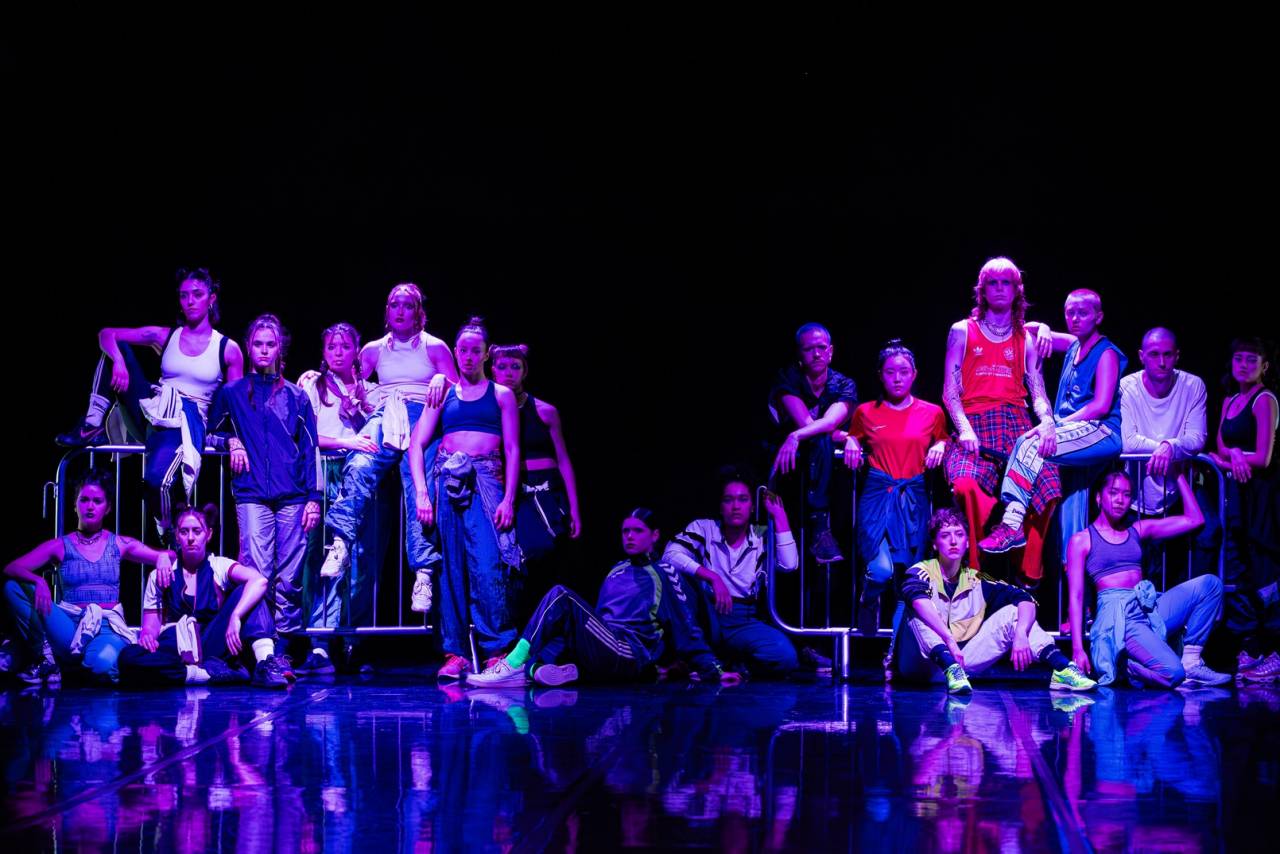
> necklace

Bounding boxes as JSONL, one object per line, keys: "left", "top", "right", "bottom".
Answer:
{"left": 980, "top": 317, "right": 1013, "bottom": 337}
{"left": 73, "top": 530, "right": 104, "bottom": 547}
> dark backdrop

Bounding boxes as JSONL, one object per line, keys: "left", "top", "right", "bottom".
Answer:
{"left": 6, "top": 15, "right": 1270, "bottom": 584}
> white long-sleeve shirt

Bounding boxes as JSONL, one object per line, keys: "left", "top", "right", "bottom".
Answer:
{"left": 1119, "top": 370, "right": 1207, "bottom": 457}
{"left": 663, "top": 520, "right": 798, "bottom": 598}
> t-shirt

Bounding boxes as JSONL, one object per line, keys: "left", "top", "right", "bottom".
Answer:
{"left": 849, "top": 399, "right": 949, "bottom": 480}
{"left": 142, "top": 555, "right": 237, "bottom": 612}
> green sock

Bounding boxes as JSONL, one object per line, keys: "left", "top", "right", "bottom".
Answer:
{"left": 506, "top": 638, "right": 531, "bottom": 668}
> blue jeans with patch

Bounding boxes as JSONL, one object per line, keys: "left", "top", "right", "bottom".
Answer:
{"left": 434, "top": 453, "right": 522, "bottom": 658}
{"left": 3, "top": 580, "right": 130, "bottom": 681}
{"left": 324, "top": 401, "right": 441, "bottom": 573}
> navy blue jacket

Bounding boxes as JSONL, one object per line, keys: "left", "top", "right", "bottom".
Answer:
{"left": 207, "top": 374, "right": 322, "bottom": 505}
{"left": 596, "top": 558, "right": 723, "bottom": 679}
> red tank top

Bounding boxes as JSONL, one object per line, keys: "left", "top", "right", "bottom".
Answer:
{"left": 960, "top": 319, "right": 1026, "bottom": 414}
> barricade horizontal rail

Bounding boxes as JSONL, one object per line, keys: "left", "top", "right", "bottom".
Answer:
{"left": 52, "top": 444, "right": 431, "bottom": 636}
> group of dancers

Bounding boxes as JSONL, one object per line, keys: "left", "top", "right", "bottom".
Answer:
{"left": 3, "top": 257, "right": 1278, "bottom": 694}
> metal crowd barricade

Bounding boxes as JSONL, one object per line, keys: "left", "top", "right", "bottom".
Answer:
{"left": 50, "top": 444, "right": 431, "bottom": 635}
{"left": 764, "top": 449, "right": 1231, "bottom": 680}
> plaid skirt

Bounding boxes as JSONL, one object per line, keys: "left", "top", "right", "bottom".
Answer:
{"left": 943, "top": 404, "right": 1062, "bottom": 514}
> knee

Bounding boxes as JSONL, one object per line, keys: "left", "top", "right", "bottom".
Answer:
{"left": 866, "top": 553, "right": 894, "bottom": 585}
{"left": 3, "top": 579, "right": 27, "bottom": 607}
{"left": 1163, "top": 662, "right": 1186, "bottom": 688}
{"left": 1198, "top": 574, "right": 1224, "bottom": 599}
{"left": 84, "top": 646, "right": 121, "bottom": 678}
{"left": 952, "top": 477, "right": 982, "bottom": 501}
{"left": 761, "top": 644, "right": 799, "bottom": 674}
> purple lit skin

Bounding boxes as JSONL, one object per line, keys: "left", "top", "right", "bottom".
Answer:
{"left": 491, "top": 348, "right": 584, "bottom": 539}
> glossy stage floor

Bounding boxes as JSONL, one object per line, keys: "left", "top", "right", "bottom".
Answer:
{"left": 2, "top": 670, "right": 1276, "bottom": 852}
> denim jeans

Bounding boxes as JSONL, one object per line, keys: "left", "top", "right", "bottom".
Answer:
{"left": 324, "top": 401, "right": 441, "bottom": 573}
{"left": 306, "top": 458, "right": 387, "bottom": 642}
{"left": 3, "top": 580, "right": 130, "bottom": 680}
{"left": 689, "top": 582, "right": 798, "bottom": 676}
{"left": 434, "top": 452, "right": 522, "bottom": 658}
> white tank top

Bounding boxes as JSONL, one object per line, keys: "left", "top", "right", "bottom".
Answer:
{"left": 160, "top": 328, "right": 225, "bottom": 408}
{"left": 369, "top": 332, "right": 439, "bottom": 406}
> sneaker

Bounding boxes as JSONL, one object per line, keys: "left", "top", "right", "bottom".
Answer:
{"left": 55, "top": 421, "right": 107, "bottom": 448}
{"left": 1182, "top": 662, "right": 1232, "bottom": 687}
{"left": 251, "top": 655, "right": 291, "bottom": 689}
{"left": 944, "top": 663, "right": 972, "bottom": 694}
{"left": 437, "top": 653, "right": 471, "bottom": 682}
{"left": 1237, "top": 650, "right": 1280, "bottom": 682}
{"left": 18, "top": 659, "right": 61, "bottom": 685}
{"left": 410, "top": 571, "right": 433, "bottom": 613}
{"left": 466, "top": 658, "right": 529, "bottom": 687}
{"left": 800, "top": 647, "right": 833, "bottom": 674}
{"left": 204, "top": 657, "right": 250, "bottom": 685}
{"left": 276, "top": 654, "right": 297, "bottom": 683}
{"left": 320, "top": 537, "right": 350, "bottom": 580}
{"left": 531, "top": 663, "right": 579, "bottom": 687}
{"left": 809, "top": 529, "right": 844, "bottom": 565}
{"left": 1050, "top": 663, "right": 1098, "bottom": 692}
{"left": 294, "top": 651, "right": 336, "bottom": 676}
{"left": 978, "top": 523, "right": 1026, "bottom": 554}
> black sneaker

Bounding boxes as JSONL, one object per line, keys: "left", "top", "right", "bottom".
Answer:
{"left": 799, "top": 647, "right": 832, "bottom": 674}
{"left": 294, "top": 651, "right": 336, "bottom": 676}
{"left": 251, "top": 655, "right": 291, "bottom": 689}
{"left": 809, "top": 529, "right": 844, "bottom": 564}
{"left": 204, "top": 657, "right": 250, "bottom": 684}
{"left": 276, "top": 654, "right": 298, "bottom": 683}
{"left": 18, "top": 659, "right": 61, "bottom": 685}
{"left": 55, "top": 421, "right": 108, "bottom": 448}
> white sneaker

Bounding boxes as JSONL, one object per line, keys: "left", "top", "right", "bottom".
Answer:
{"left": 321, "top": 537, "right": 350, "bottom": 579}
{"left": 532, "top": 663, "right": 579, "bottom": 687}
{"left": 465, "top": 658, "right": 528, "bottom": 687}
{"left": 411, "top": 571, "right": 433, "bottom": 613}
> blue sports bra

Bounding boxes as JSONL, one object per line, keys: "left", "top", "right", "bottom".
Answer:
{"left": 440, "top": 382, "right": 502, "bottom": 436}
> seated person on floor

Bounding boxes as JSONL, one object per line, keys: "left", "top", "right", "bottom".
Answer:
{"left": 897, "top": 508, "right": 1097, "bottom": 694}
{"left": 466, "top": 508, "right": 740, "bottom": 687}
{"left": 664, "top": 467, "right": 800, "bottom": 677}
{"left": 116, "top": 504, "right": 292, "bottom": 688}
{"left": 1068, "top": 469, "right": 1231, "bottom": 688}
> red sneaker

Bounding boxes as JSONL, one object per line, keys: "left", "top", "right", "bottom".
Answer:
{"left": 437, "top": 653, "right": 471, "bottom": 682}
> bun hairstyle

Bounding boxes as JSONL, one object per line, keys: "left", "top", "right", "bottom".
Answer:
{"left": 489, "top": 343, "right": 529, "bottom": 363}
{"left": 456, "top": 315, "right": 489, "bottom": 346}
{"left": 173, "top": 503, "right": 219, "bottom": 535}
{"left": 73, "top": 467, "right": 116, "bottom": 500}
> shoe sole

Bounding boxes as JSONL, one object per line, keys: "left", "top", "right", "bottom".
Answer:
{"left": 979, "top": 540, "right": 1026, "bottom": 555}
{"left": 465, "top": 674, "right": 529, "bottom": 687}
{"left": 533, "top": 664, "right": 579, "bottom": 686}
{"left": 1050, "top": 680, "right": 1095, "bottom": 692}
{"left": 437, "top": 669, "right": 469, "bottom": 682}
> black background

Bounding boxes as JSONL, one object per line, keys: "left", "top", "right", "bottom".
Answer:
{"left": 6, "top": 14, "right": 1271, "bottom": 582}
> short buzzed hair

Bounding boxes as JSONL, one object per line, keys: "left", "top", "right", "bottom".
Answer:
{"left": 1066, "top": 288, "right": 1102, "bottom": 312}
{"left": 1142, "top": 327, "right": 1177, "bottom": 350}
